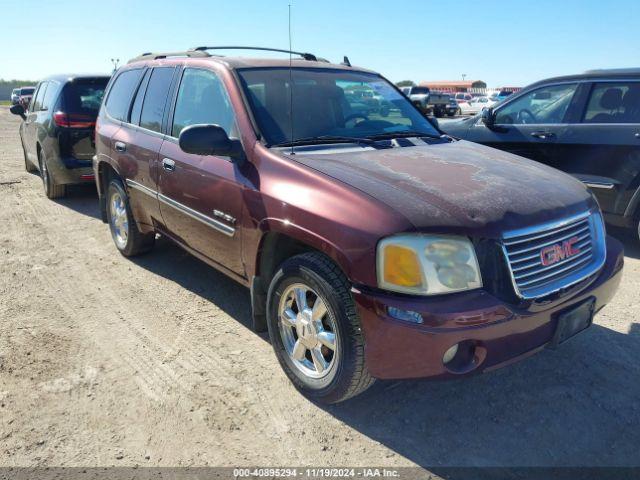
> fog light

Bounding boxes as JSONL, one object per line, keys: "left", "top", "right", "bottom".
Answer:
{"left": 442, "top": 343, "right": 459, "bottom": 364}
{"left": 387, "top": 307, "right": 423, "bottom": 324}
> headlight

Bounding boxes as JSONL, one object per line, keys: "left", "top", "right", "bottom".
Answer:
{"left": 377, "top": 234, "right": 482, "bottom": 295}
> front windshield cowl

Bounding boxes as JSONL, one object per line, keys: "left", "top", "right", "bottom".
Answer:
{"left": 237, "top": 67, "right": 440, "bottom": 147}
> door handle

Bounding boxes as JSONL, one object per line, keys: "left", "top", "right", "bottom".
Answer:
{"left": 162, "top": 158, "right": 176, "bottom": 172}
{"left": 114, "top": 141, "right": 127, "bottom": 152}
{"left": 531, "top": 131, "right": 556, "bottom": 139}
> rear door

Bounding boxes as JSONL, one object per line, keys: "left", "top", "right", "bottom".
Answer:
{"left": 465, "top": 82, "right": 580, "bottom": 163}
{"left": 111, "top": 67, "right": 176, "bottom": 229}
{"left": 157, "top": 67, "right": 245, "bottom": 275}
{"left": 553, "top": 80, "right": 640, "bottom": 217}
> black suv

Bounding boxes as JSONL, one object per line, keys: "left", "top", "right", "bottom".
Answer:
{"left": 443, "top": 68, "right": 640, "bottom": 238}
{"left": 10, "top": 74, "right": 110, "bottom": 199}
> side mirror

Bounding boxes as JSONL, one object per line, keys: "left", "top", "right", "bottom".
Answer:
{"left": 179, "top": 124, "right": 244, "bottom": 161}
{"left": 10, "top": 104, "right": 26, "bottom": 120}
{"left": 481, "top": 107, "right": 495, "bottom": 127}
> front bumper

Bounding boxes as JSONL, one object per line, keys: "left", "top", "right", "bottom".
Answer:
{"left": 354, "top": 235, "right": 624, "bottom": 380}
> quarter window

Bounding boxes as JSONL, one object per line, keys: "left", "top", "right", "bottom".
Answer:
{"left": 495, "top": 83, "right": 578, "bottom": 125}
{"left": 140, "top": 67, "right": 175, "bottom": 133}
{"left": 583, "top": 82, "right": 640, "bottom": 124}
{"left": 105, "top": 69, "right": 144, "bottom": 122}
{"left": 130, "top": 69, "right": 151, "bottom": 125}
{"left": 172, "top": 68, "right": 237, "bottom": 138}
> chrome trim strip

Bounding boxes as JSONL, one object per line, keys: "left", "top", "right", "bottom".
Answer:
{"left": 502, "top": 211, "right": 591, "bottom": 240}
{"left": 125, "top": 179, "right": 235, "bottom": 237}
{"left": 125, "top": 179, "right": 158, "bottom": 199}
{"left": 583, "top": 181, "right": 615, "bottom": 190}
{"left": 158, "top": 193, "right": 235, "bottom": 237}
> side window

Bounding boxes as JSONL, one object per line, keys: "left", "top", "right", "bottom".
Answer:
{"left": 495, "top": 83, "right": 578, "bottom": 125}
{"left": 105, "top": 69, "right": 144, "bottom": 122}
{"left": 583, "top": 82, "right": 640, "bottom": 124}
{"left": 171, "top": 68, "right": 237, "bottom": 138}
{"left": 130, "top": 69, "right": 151, "bottom": 125}
{"left": 31, "top": 83, "right": 47, "bottom": 111}
{"left": 41, "top": 81, "right": 59, "bottom": 111}
{"left": 140, "top": 67, "right": 175, "bottom": 133}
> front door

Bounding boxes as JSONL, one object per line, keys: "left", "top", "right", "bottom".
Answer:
{"left": 157, "top": 67, "right": 246, "bottom": 276}
{"left": 467, "top": 82, "right": 580, "bottom": 164}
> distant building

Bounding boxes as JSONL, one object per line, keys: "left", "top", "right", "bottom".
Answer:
{"left": 418, "top": 80, "right": 487, "bottom": 93}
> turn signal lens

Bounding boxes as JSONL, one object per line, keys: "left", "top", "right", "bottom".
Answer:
{"left": 377, "top": 234, "right": 482, "bottom": 296}
{"left": 383, "top": 245, "right": 422, "bottom": 288}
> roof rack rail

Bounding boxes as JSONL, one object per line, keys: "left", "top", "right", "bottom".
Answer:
{"left": 189, "top": 46, "right": 319, "bottom": 62}
{"left": 127, "top": 50, "right": 211, "bottom": 64}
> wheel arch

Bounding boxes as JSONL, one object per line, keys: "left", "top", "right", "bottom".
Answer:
{"left": 249, "top": 219, "right": 353, "bottom": 333}
{"left": 96, "top": 160, "right": 123, "bottom": 223}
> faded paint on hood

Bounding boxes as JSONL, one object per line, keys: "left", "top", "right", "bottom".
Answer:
{"left": 291, "top": 140, "right": 594, "bottom": 237}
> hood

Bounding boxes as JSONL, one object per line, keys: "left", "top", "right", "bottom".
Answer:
{"left": 291, "top": 140, "right": 594, "bottom": 237}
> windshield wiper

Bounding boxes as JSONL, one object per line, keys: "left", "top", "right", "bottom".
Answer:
{"left": 272, "top": 135, "right": 375, "bottom": 148}
{"left": 366, "top": 131, "right": 442, "bottom": 141}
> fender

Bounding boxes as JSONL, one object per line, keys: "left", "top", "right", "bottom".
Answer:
{"left": 253, "top": 217, "right": 352, "bottom": 280}
{"left": 623, "top": 183, "right": 640, "bottom": 219}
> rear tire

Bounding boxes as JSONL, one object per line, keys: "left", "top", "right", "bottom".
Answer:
{"left": 266, "top": 252, "right": 374, "bottom": 404}
{"left": 106, "top": 178, "right": 155, "bottom": 257}
{"left": 38, "top": 150, "right": 66, "bottom": 199}
{"left": 22, "top": 139, "right": 37, "bottom": 173}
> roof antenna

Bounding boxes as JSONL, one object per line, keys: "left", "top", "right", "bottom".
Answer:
{"left": 341, "top": 56, "right": 351, "bottom": 67}
{"left": 288, "top": 3, "right": 295, "bottom": 155}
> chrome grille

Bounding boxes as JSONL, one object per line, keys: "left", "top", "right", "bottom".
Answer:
{"left": 502, "top": 212, "right": 606, "bottom": 299}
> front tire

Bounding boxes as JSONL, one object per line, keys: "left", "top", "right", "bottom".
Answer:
{"left": 38, "top": 150, "right": 66, "bottom": 199}
{"left": 266, "top": 252, "right": 374, "bottom": 404}
{"left": 22, "top": 138, "right": 37, "bottom": 173}
{"left": 106, "top": 179, "right": 155, "bottom": 256}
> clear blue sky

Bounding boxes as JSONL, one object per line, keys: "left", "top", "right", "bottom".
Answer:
{"left": 1, "top": 0, "right": 638, "bottom": 87}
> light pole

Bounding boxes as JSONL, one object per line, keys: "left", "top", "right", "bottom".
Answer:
{"left": 111, "top": 58, "right": 120, "bottom": 72}
{"left": 462, "top": 73, "right": 467, "bottom": 82}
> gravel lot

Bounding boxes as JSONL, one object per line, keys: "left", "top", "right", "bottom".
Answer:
{"left": 0, "top": 106, "right": 639, "bottom": 473}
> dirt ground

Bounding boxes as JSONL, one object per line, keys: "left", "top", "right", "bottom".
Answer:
{"left": 0, "top": 106, "right": 639, "bottom": 473}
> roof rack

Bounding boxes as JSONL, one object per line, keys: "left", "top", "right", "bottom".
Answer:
{"left": 128, "top": 50, "right": 211, "bottom": 64}
{"left": 189, "top": 46, "right": 319, "bottom": 62}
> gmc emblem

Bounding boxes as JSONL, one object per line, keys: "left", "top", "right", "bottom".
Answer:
{"left": 540, "top": 236, "right": 581, "bottom": 267}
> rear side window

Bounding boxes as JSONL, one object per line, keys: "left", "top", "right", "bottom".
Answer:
{"left": 31, "top": 83, "right": 47, "bottom": 111}
{"left": 130, "top": 69, "right": 151, "bottom": 125}
{"left": 41, "top": 81, "right": 59, "bottom": 111}
{"left": 172, "top": 68, "right": 237, "bottom": 138}
{"left": 583, "top": 82, "right": 640, "bottom": 124}
{"left": 140, "top": 67, "right": 175, "bottom": 133}
{"left": 63, "top": 78, "right": 109, "bottom": 116}
{"left": 105, "top": 69, "right": 144, "bottom": 122}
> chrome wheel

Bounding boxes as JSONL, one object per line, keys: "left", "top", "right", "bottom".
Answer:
{"left": 109, "top": 191, "right": 129, "bottom": 249}
{"left": 278, "top": 283, "right": 338, "bottom": 380}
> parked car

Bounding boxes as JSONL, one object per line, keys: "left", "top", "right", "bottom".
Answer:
{"left": 17, "top": 86, "right": 35, "bottom": 108}
{"left": 453, "top": 92, "right": 473, "bottom": 104}
{"left": 11, "top": 88, "right": 21, "bottom": 105}
{"left": 10, "top": 74, "right": 110, "bottom": 198}
{"left": 459, "top": 95, "right": 496, "bottom": 115}
{"left": 443, "top": 68, "right": 640, "bottom": 239}
{"left": 94, "top": 47, "right": 622, "bottom": 404}
{"left": 402, "top": 86, "right": 450, "bottom": 117}
{"left": 446, "top": 95, "right": 460, "bottom": 116}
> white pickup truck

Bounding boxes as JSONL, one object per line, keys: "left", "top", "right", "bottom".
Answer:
{"left": 401, "top": 86, "right": 451, "bottom": 117}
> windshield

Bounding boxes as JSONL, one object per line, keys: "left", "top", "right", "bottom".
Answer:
{"left": 237, "top": 68, "right": 439, "bottom": 146}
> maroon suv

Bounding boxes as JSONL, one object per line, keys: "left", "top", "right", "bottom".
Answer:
{"left": 93, "top": 47, "right": 623, "bottom": 403}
